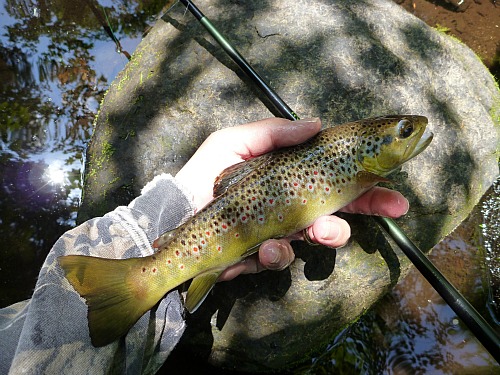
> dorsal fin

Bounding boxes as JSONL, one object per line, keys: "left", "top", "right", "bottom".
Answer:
{"left": 213, "top": 154, "right": 272, "bottom": 197}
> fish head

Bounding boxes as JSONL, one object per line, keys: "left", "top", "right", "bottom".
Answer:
{"left": 356, "top": 115, "right": 433, "bottom": 176}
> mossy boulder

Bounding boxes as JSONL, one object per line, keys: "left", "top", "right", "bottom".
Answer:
{"left": 79, "top": 0, "right": 499, "bottom": 371}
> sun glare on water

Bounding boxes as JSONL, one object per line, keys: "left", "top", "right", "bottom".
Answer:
{"left": 44, "top": 162, "right": 68, "bottom": 186}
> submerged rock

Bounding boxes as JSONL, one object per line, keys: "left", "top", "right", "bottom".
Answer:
{"left": 79, "top": 0, "right": 499, "bottom": 371}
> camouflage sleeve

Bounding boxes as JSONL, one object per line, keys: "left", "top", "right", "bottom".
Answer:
{"left": 0, "top": 174, "right": 196, "bottom": 374}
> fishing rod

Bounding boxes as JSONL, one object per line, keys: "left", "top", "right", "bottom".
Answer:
{"left": 176, "top": 0, "right": 500, "bottom": 362}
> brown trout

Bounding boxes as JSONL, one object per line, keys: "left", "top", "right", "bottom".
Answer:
{"left": 59, "top": 115, "right": 432, "bottom": 347}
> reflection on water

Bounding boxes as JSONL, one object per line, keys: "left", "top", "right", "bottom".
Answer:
{"left": 482, "top": 178, "right": 500, "bottom": 323}
{"left": 0, "top": 0, "right": 498, "bottom": 373}
{"left": 304, "top": 188, "right": 500, "bottom": 373}
{"left": 0, "top": 0, "right": 164, "bottom": 306}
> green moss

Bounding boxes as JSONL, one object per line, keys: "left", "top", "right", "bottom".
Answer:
{"left": 120, "top": 129, "right": 136, "bottom": 140}
{"left": 102, "top": 141, "right": 116, "bottom": 158}
{"left": 489, "top": 87, "right": 500, "bottom": 128}
{"left": 87, "top": 141, "right": 115, "bottom": 179}
{"left": 434, "top": 24, "right": 451, "bottom": 34}
{"left": 117, "top": 73, "right": 128, "bottom": 91}
{"left": 147, "top": 69, "right": 155, "bottom": 80}
{"left": 108, "top": 176, "right": 120, "bottom": 185}
{"left": 488, "top": 84, "right": 500, "bottom": 161}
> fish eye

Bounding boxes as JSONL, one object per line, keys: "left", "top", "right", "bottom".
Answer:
{"left": 397, "top": 119, "right": 414, "bottom": 139}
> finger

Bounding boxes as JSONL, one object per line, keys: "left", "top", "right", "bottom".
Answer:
{"left": 298, "top": 215, "right": 351, "bottom": 248}
{"left": 340, "top": 187, "right": 409, "bottom": 218}
{"left": 258, "top": 239, "right": 295, "bottom": 271}
{"left": 217, "top": 239, "right": 295, "bottom": 281}
{"left": 211, "top": 117, "right": 322, "bottom": 158}
{"left": 218, "top": 255, "right": 260, "bottom": 282}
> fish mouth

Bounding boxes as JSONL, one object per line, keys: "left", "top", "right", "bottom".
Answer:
{"left": 405, "top": 130, "right": 433, "bottom": 162}
{"left": 402, "top": 116, "right": 433, "bottom": 162}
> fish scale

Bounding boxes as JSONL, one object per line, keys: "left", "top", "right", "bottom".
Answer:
{"left": 58, "top": 114, "right": 433, "bottom": 347}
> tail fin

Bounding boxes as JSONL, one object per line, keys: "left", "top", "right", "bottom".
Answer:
{"left": 58, "top": 255, "right": 161, "bottom": 347}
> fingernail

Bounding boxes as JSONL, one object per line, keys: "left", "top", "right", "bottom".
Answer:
{"left": 321, "top": 218, "right": 340, "bottom": 241}
{"left": 296, "top": 117, "right": 320, "bottom": 124}
{"left": 401, "top": 197, "right": 410, "bottom": 215}
{"left": 266, "top": 246, "right": 281, "bottom": 265}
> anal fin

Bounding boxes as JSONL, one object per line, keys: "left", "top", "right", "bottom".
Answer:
{"left": 185, "top": 270, "right": 224, "bottom": 313}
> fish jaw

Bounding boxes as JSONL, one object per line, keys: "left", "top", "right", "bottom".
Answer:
{"left": 405, "top": 128, "right": 433, "bottom": 162}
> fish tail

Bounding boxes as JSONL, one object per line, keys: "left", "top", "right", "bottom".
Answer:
{"left": 58, "top": 255, "right": 161, "bottom": 347}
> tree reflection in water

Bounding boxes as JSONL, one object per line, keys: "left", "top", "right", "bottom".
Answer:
{"left": 0, "top": 0, "right": 165, "bottom": 307}
{"left": 303, "top": 208, "right": 498, "bottom": 374}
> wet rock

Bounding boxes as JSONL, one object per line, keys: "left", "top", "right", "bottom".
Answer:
{"left": 78, "top": 0, "right": 499, "bottom": 371}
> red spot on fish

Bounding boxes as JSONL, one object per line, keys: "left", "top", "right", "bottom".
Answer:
{"left": 179, "top": 264, "right": 184, "bottom": 270}
{"left": 278, "top": 214, "right": 284, "bottom": 222}
{"left": 302, "top": 199, "right": 307, "bottom": 204}
{"left": 308, "top": 184, "right": 313, "bottom": 190}
{"left": 325, "top": 187, "right": 330, "bottom": 192}
{"left": 142, "top": 267, "right": 146, "bottom": 273}
{"left": 235, "top": 233, "right": 240, "bottom": 238}
{"left": 152, "top": 267, "right": 157, "bottom": 273}
{"left": 206, "top": 231, "right": 211, "bottom": 236}
{"left": 193, "top": 247, "right": 199, "bottom": 252}
{"left": 167, "top": 259, "right": 172, "bottom": 264}
{"left": 241, "top": 215, "right": 247, "bottom": 222}
{"left": 268, "top": 199, "right": 275, "bottom": 205}
{"left": 201, "top": 240, "right": 205, "bottom": 245}
{"left": 217, "top": 246, "right": 222, "bottom": 252}
{"left": 222, "top": 224, "right": 228, "bottom": 230}
{"left": 252, "top": 196, "right": 256, "bottom": 200}
{"left": 175, "top": 250, "right": 180, "bottom": 257}
{"left": 293, "top": 182, "right": 299, "bottom": 187}
{"left": 313, "top": 170, "right": 318, "bottom": 175}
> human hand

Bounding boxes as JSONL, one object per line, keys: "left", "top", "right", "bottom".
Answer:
{"left": 175, "top": 117, "right": 409, "bottom": 281}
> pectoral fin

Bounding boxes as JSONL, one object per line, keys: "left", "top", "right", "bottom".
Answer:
{"left": 356, "top": 171, "right": 392, "bottom": 188}
{"left": 185, "top": 270, "right": 224, "bottom": 313}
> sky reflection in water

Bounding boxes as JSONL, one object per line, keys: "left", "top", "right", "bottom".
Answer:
{"left": 0, "top": 0, "right": 157, "bottom": 306}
